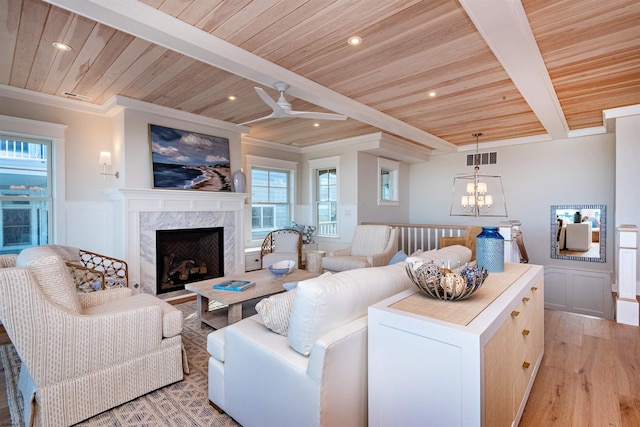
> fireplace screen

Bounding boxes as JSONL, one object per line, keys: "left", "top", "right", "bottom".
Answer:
{"left": 156, "top": 227, "right": 224, "bottom": 294}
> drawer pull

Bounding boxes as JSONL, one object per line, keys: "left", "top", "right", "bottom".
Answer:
{"left": 522, "top": 297, "right": 530, "bottom": 303}
{"left": 522, "top": 361, "right": 531, "bottom": 369}
{"left": 531, "top": 286, "right": 538, "bottom": 292}
{"left": 522, "top": 329, "right": 530, "bottom": 336}
{"left": 511, "top": 310, "right": 520, "bottom": 317}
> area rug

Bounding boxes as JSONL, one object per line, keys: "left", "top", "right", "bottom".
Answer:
{"left": 1, "top": 301, "right": 240, "bottom": 427}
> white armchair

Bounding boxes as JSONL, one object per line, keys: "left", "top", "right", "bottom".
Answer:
{"left": 322, "top": 225, "right": 399, "bottom": 272}
{"left": 0, "top": 246, "right": 186, "bottom": 427}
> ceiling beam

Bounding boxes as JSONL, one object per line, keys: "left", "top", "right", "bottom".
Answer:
{"left": 44, "top": 0, "right": 457, "bottom": 152}
{"left": 460, "top": 0, "right": 569, "bottom": 139}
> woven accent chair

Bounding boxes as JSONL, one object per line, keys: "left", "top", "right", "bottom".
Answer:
{"left": 439, "top": 226, "right": 483, "bottom": 261}
{"left": 260, "top": 228, "right": 303, "bottom": 269}
{"left": 321, "top": 224, "right": 399, "bottom": 272}
{"left": 0, "top": 245, "right": 187, "bottom": 427}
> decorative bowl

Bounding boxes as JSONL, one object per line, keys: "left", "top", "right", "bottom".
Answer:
{"left": 405, "top": 260, "right": 488, "bottom": 301}
{"left": 268, "top": 260, "right": 296, "bottom": 277}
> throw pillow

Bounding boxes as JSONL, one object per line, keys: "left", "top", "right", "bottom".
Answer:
{"left": 302, "top": 225, "right": 316, "bottom": 244}
{"left": 289, "top": 222, "right": 305, "bottom": 233}
{"left": 388, "top": 250, "right": 408, "bottom": 265}
{"left": 256, "top": 290, "right": 297, "bottom": 336}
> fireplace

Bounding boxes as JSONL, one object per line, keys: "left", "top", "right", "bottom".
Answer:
{"left": 155, "top": 227, "right": 224, "bottom": 294}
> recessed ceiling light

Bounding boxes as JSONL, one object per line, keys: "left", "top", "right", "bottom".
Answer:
{"left": 347, "top": 36, "right": 363, "bottom": 46}
{"left": 313, "top": 123, "right": 320, "bottom": 127}
{"left": 429, "top": 91, "right": 437, "bottom": 97}
{"left": 52, "top": 41, "right": 72, "bottom": 51}
{"left": 228, "top": 95, "right": 236, "bottom": 101}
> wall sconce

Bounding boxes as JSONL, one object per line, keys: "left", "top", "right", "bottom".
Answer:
{"left": 98, "top": 151, "right": 119, "bottom": 180}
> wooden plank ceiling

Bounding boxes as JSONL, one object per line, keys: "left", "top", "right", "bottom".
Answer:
{"left": 1, "top": 0, "right": 639, "bottom": 150}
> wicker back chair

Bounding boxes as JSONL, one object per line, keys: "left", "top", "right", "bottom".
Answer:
{"left": 260, "top": 229, "right": 303, "bottom": 269}
{"left": 0, "top": 246, "right": 129, "bottom": 293}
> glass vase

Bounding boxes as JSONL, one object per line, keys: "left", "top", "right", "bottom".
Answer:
{"left": 475, "top": 226, "right": 504, "bottom": 272}
{"left": 232, "top": 169, "right": 246, "bottom": 193}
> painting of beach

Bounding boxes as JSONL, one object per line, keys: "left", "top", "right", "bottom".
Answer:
{"left": 149, "top": 124, "right": 232, "bottom": 191}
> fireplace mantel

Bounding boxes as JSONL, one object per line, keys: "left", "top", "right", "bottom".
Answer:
{"left": 104, "top": 188, "right": 248, "bottom": 294}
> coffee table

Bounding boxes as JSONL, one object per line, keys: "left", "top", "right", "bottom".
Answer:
{"left": 185, "top": 268, "right": 319, "bottom": 329}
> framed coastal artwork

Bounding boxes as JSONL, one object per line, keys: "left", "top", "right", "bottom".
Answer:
{"left": 149, "top": 124, "right": 232, "bottom": 191}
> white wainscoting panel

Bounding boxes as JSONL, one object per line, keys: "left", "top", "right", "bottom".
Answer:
{"left": 544, "top": 266, "right": 614, "bottom": 319}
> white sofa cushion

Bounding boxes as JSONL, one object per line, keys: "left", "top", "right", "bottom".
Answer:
{"left": 287, "top": 262, "right": 414, "bottom": 356}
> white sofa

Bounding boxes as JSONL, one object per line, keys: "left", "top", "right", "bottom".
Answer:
{"left": 207, "top": 245, "right": 472, "bottom": 427}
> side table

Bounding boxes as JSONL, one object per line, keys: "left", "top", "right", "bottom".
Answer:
{"left": 306, "top": 250, "right": 326, "bottom": 274}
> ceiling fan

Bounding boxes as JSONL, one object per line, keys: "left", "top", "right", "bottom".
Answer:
{"left": 238, "top": 82, "right": 348, "bottom": 126}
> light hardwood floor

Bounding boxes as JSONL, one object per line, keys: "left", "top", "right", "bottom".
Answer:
{"left": 520, "top": 309, "right": 640, "bottom": 426}
{"left": 0, "top": 309, "right": 638, "bottom": 426}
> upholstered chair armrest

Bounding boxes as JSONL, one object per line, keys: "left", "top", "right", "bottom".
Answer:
{"left": 78, "top": 287, "right": 133, "bottom": 310}
{"left": 367, "top": 253, "right": 391, "bottom": 267}
{"left": 0, "top": 254, "right": 18, "bottom": 268}
{"left": 0, "top": 269, "right": 166, "bottom": 387}
{"left": 330, "top": 247, "right": 352, "bottom": 257}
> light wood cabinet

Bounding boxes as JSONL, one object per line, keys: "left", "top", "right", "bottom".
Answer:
{"left": 368, "top": 263, "right": 544, "bottom": 427}
{"left": 484, "top": 278, "right": 544, "bottom": 426}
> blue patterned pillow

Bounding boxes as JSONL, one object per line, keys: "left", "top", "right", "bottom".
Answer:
{"left": 292, "top": 222, "right": 316, "bottom": 244}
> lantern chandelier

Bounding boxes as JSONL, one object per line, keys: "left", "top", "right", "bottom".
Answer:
{"left": 450, "top": 133, "right": 508, "bottom": 217}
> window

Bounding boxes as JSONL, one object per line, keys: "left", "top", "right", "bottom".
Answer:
{"left": 250, "top": 164, "right": 294, "bottom": 240}
{"left": 378, "top": 158, "right": 399, "bottom": 206}
{"left": 0, "top": 136, "right": 51, "bottom": 253}
{"left": 317, "top": 168, "right": 337, "bottom": 236}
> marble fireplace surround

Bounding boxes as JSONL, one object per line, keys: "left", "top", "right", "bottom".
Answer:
{"left": 104, "top": 188, "right": 247, "bottom": 295}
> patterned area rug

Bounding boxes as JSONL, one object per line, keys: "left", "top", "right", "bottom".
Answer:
{"left": 0, "top": 301, "right": 240, "bottom": 427}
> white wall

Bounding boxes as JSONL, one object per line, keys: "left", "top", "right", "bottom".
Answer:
{"left": 357, "top": 151, "right": 411, "bottom": 225}
{"left": 615, "top": 114, "right": 640, "bottom": 285}
{"left": 410, "top": 133, "right": 616, "bottom": 271}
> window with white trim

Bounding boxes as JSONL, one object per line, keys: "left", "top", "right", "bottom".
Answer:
{"left": 247, "top": 156, "right": 297, "bottom": 241}
{"left": 316, "top": 167, "right": 337, "bottom": 236}
{"left": 0, "top": 135, "right": 52, "bottom": 253}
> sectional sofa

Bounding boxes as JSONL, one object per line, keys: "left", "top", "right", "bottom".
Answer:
{"left": 207, "top": 245, "right": 472, "bottom": 427}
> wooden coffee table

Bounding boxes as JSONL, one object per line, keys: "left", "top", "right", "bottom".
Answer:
{"left": 185, "top": 268, "right": 319, "bottom": 329}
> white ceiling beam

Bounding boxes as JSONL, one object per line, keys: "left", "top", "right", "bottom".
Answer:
{"left": 460, "top": 0, "right": 569, "bottom": 139}
{"left": 44, "top": 0, "right": 456, "bottom": 152}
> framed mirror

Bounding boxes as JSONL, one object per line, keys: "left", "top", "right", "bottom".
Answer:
{"left": 551, "top": 204, "right": 606, "bottom": 262}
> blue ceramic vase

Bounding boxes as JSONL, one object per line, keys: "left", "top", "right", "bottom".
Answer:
{"left": 476, "top": 226, "right": 504, "bottom": 272}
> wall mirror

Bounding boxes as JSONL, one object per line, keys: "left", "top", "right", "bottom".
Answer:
{"left": 378, "top": 158, "right": 399, "bottom": 206}
{"left": 550, "top": 204, "right": 606, "bottom": 262}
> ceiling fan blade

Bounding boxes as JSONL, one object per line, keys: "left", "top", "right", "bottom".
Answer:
{"left": 237, "top": 113, "right": 277, "bottom": 126}
{"left": 287, "top": 111, "right": 348, "bottom": 121}
{"left": 254, "top": 87, "right": 285, "bottom": 115}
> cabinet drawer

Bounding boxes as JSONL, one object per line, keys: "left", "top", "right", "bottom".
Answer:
{"left": 245, "top": 252, "right": 261, "bottom": 272}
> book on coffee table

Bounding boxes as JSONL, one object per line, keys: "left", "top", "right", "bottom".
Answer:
{"left": 213, "top": 280, "right": 256, "bottom": 292}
